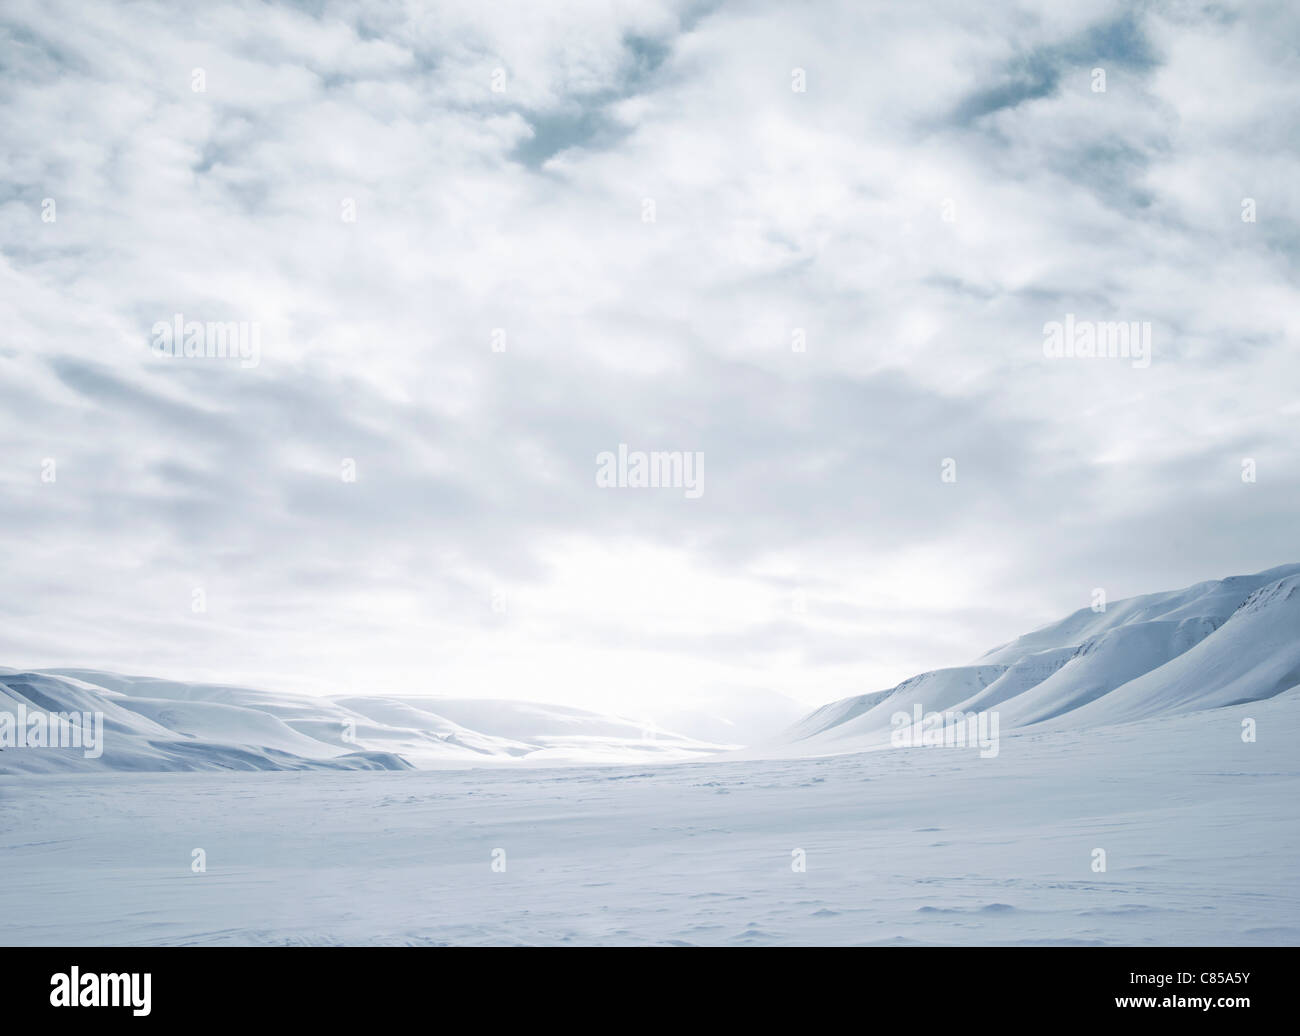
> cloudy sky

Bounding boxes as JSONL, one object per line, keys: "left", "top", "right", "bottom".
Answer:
{"left": 1, "top": 0, "right": 1297, "bottom": 725}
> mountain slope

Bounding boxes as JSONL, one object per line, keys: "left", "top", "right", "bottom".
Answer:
{"left": 986, "top": 617, "right": 1221, "bottom": 728}
{"left": 775, "top": 564, "right": 1300, "bottom": 755}
{"left": 0, "top": 669, "right": 722, "bottom": 774}
{"left": 1059, "top": 575, "right": 1300, "bottom": 727}
{"left": 788, "top": 665, "right": 1005, "bottom": 748}
{"left": 978, "top": 563, "right": 1300, "bottom": 665}
{"left": 6, "top": 565, "right": 1297, "bottom": 772}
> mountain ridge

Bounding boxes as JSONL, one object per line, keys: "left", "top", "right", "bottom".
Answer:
{"left": 0, "top": 668, "right": 724, "bottom": 774}
{"left": 773, "top": 564, "right": 1300, "bottom": 755}
{"left": 5, "top": 564, "right": 1297, "bottom": 773}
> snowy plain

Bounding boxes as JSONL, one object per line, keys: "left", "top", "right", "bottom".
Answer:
{"left": 3, "top": 690, "right": 1298, "bottom": 946}
{"left": 2, "top": 566, "right": 1298, "bottom": 945}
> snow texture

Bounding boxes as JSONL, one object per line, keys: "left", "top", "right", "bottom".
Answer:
{"left": 2, "top": 565, "right": 1298, "bottom": 944}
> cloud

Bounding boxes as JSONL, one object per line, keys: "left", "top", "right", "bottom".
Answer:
{"left": 0, "top": 0, "right": 1297, "bottom": 722}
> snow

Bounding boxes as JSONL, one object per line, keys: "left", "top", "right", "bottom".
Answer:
{"left": 0, "top": 670, "right": 724, "bottom": 774}
{"left": 2, "top": 690, "right": 1297, "bottom": 945}
{"left": 1059, "top": 575, "right": 1300, "bottom": 727}
{"left": 766, "top": 567, "right": 1300, "bottom": 757}
{"left": 978, "top": 563, "right": 1300, "bottom": 665}
{"left": 2, "top": 565, "right": 1298, "bottom": 944}
{"left": 8, "top": 567, "right": 1296, "bottom": 773}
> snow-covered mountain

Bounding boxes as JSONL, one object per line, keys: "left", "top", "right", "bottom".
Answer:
{"left": 0, "top": 668, "right": 725, "bottom": 774}
{"left": 5, "top": 565, "right": 1297, "bottom": 774}
{"left": 774, "top": 564, "right": 1300, "bottom": 756}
